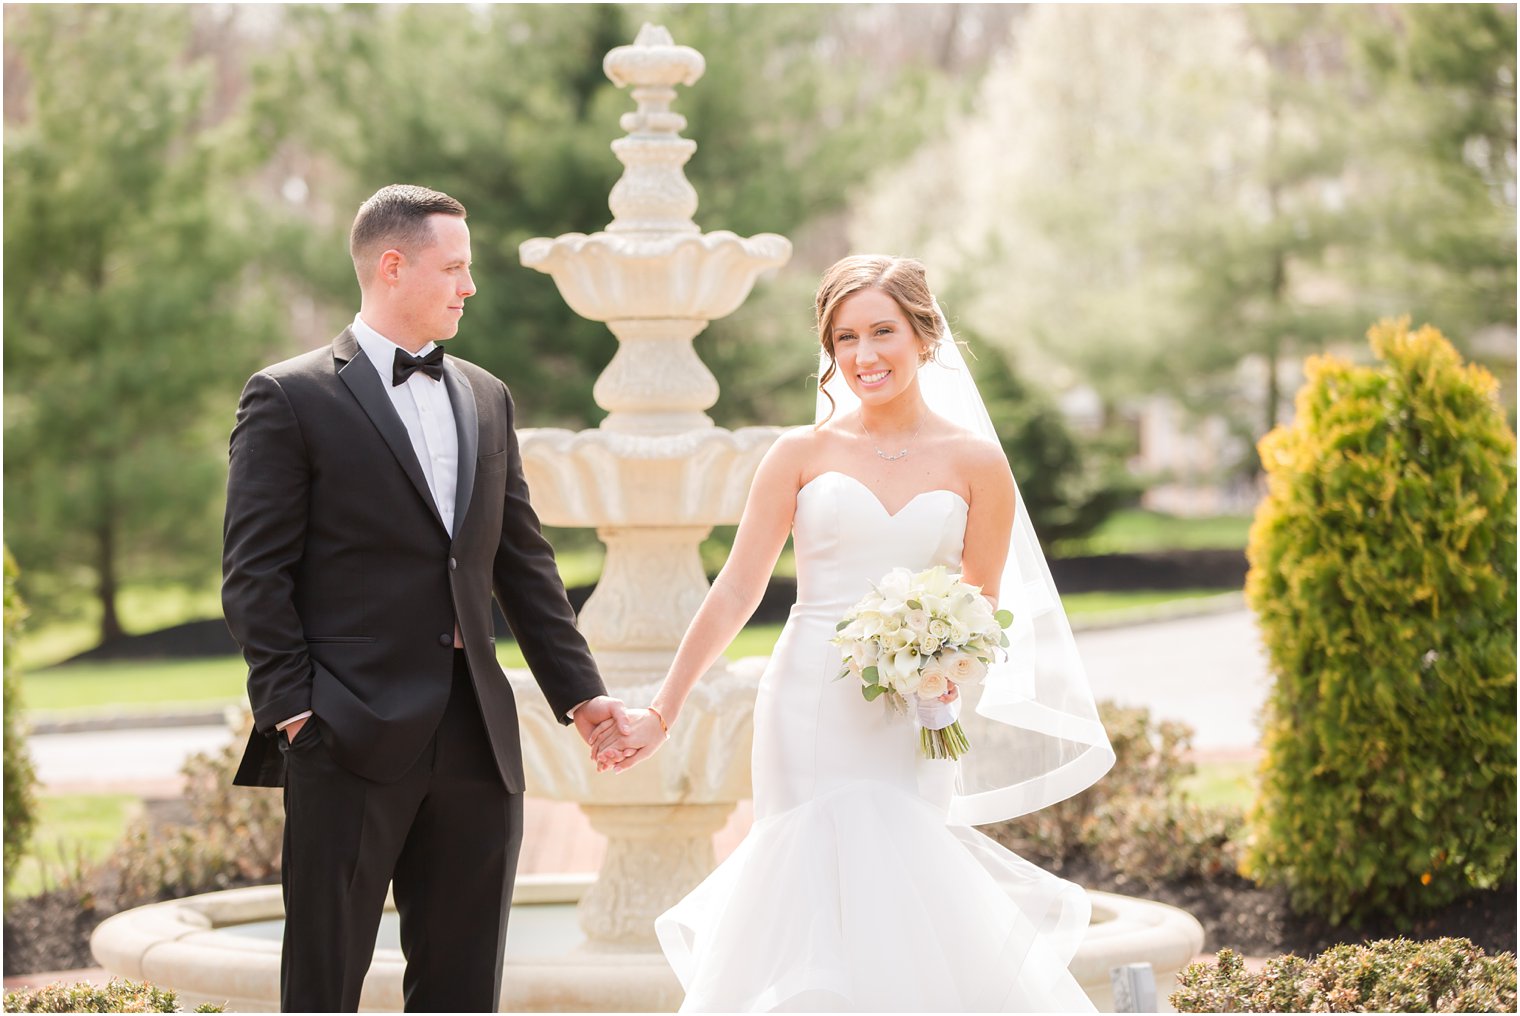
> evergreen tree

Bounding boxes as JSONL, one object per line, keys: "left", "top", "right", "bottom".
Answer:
{"left": 3, "top": 5, "right": 280, "bottom": 639}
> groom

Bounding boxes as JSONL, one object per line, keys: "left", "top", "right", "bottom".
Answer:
{"left": 223, "top": 184, "right": 628, "bottom": 1012}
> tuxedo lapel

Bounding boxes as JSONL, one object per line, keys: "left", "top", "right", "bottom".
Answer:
{"left": 442, "top": 359, "right": 478, "bottom": 537}
{"left": 334, "top": 329, "right": 449, "bottom": 533}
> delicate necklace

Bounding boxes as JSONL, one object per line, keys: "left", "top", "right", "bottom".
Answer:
{"left": 861, "top": 410, "right": 927, "bottom": 462}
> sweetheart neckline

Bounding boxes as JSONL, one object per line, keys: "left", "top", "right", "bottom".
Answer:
{"left": 797, "top": 470, "right": 970, "bottom": 520}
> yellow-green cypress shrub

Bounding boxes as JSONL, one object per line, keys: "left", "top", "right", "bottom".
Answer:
{"left": 1243, "top": 319, "right": 1516, "bottom": 924}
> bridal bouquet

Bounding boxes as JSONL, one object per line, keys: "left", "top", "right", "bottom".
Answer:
{"left": 831, "top": 565, "right": 1012, "bottom": 761}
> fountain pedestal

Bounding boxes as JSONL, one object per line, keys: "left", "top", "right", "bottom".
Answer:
{"left": 512, "top": 22, "right": 789, "bottom": 952}
{"left": 576, "top": 803, "right": 734, "bottom": 946}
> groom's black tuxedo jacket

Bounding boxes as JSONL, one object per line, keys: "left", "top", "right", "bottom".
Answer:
{"left": 223, "top": 327, "right": 604, "bottom": 790}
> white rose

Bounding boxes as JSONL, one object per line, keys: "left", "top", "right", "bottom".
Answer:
{"left": 877, "top": 568, "right": 914, "bottom": 602}
{"left": 918, "top": 634, "right": 940, "bottom": 656}
{"left": 927, "top": 617, "right": 951, "bottom": 641}
{"left": 942, "top": 651, "right": 988, "bottom": 686}
{"left": 903, "top": 608, "right": 931, "bottom": 634}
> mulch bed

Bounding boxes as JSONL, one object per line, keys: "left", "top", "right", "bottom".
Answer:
{"left": 2, "top": 889, "right": 105, "bottom": 976}
{"left": 3, "top": 873, "right": 277, "bottom": 978}
{"left": 1053, "top": 853, "right": 1517, "bottom": 959}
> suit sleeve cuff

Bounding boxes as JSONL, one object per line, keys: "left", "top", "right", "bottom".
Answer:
{"left": 275, "top": 710, "right": 313, "bottom": 731}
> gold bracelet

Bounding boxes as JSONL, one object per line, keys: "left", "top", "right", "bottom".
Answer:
{"left": 648, "top": 705, "right": 669, "bottom": 736}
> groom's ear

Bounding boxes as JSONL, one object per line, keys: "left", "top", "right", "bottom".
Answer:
{"left": 377, "top": 248, "right": 405, "bottom": 286}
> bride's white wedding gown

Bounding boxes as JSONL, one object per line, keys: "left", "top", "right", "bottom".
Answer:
{"left": 655, "top": 470, "right": 1095, "bottom": 1013}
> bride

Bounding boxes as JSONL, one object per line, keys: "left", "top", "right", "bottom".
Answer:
{"left": 590, "top": 255, "right": 1115, "bottom": 1012}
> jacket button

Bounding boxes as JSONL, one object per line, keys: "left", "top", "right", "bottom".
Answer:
{"left": 438, "top": 633, "right": 453, "bottom": 646}
{"left": 449, "top": 557, "right": 457, "bottom": 571}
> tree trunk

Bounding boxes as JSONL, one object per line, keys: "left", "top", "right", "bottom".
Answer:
{"left": 95, "top": 479, "right": 124, "bottom": 646}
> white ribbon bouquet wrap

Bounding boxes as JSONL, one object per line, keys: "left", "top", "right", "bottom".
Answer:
{"left": 832, "top": 565, "right": 1013, "bottom": 760}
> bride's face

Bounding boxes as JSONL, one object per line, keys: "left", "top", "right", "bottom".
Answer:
{"left": 829, "top": 287, "right": 928, "bottom": 407}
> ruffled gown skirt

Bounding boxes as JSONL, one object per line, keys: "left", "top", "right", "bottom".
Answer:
{"left": 655, "top": 604, "right": 1095, "bottom": 1012}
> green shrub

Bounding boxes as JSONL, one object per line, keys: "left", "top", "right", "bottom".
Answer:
{"left": 105, "top": 709, "right": 281, "bottom": 905}
{"left": 1085, "top": 795, "right": 1242, "bottom": 883}
{"left": 2, "top": 978, "right": 224, "bottom": 1013}
{"left": 4, "top": 546, "right": 38, "bottom": 895}
{"left": 986, "top": 701, "right": 1241, "bottom": 882}
{"left": 1244, "top": 319, "right": 1517, "bottom": 924}
{"left": 1171, "top": 939, "right": 1518, "bottom": 1013}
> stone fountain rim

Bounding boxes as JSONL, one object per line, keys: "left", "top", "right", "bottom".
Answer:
{"left": 520, "top": 228, "right": 791, "bottom": 266}
{"left": 516, "top": 423, "right": 784, "bottom": 458}
{"left": 90, "top": 883, "right": 1201, "bottom": 1011}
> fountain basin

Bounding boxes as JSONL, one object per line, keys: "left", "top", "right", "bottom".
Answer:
{"left": 519, "top": 231, "right": 790, "bottom": 323}
{"left": 92, "top": 879, "right": 1203, "bottom": 1012}
{"left": 517, "top": 426, "right": 781, "bottom": 528}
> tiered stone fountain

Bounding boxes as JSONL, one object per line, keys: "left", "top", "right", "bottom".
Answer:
{"left": 507, "top": 22, "right": 788, "bottom": 951}
{"left": 89, "top": 24, "right": 1205, "bottom": 1013}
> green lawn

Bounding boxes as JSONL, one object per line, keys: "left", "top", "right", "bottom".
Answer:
{"left": 21, "top": 628, "right": 792, "bottom": 716}
{"left": 1180, "top": 759, "right": 1258, "bottom": 812}
{"left": 1063, "top": 588, "right": 1236, "bottom": 617}
{"left": 21, "top": 657, "right": 251, "bottom": 713}
{"left": 7, "top": 793, "right": 142, "bottom": 899}
{"left": 1052, "top": 508, "right": 1254, "bottom": 557}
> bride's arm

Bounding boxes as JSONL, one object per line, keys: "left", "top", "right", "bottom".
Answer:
{"left": 592, "top": 432, "right": 807, "bottom": 766}
{"left": 959, "top": 439, "right": 1017, "bottom": 610}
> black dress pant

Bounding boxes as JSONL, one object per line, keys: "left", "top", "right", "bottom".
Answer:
{"left": 279, "top": 652, "right": 522, "bottom": 1013}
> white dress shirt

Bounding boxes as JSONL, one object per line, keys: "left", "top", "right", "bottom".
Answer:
{"left": 278, "top": 315, "right": 461, "bottom": 733}
{"left": 350, "top": 314, "right": 459, "bottom": 535}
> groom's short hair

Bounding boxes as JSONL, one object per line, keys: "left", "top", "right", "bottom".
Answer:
{"left": 350, "top": 184, "right": 467, "bottom": 280}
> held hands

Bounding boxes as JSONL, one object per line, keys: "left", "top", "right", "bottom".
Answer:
{"left": 571, "top": 696, "right": 635, "bottom": 770}
{"left": 589, "top": 707, "right": 668, "bottom": 774}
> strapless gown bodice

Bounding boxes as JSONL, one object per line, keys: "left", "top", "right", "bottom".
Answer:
{"left": 654, "top": 471, "right": 1095, "bottom": 1013}
{"left": 790, "top": 470, "right": 969, "bottom": 615}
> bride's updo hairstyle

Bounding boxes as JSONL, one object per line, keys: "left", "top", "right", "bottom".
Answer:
{"left": 815, "top": 255, "right": 942, "bottom": 424}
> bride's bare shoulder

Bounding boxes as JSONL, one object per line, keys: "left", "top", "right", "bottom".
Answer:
{"left": 756, "top": 425, "right": 831, "bottom": 484}
{"left": 925, "top": 415, "right": 1003, "bottom": 462}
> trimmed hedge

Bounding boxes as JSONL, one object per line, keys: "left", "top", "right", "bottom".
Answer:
{"left": 1171, "top": 938, "right": 1517, "bottom": 1013}
{"left": 1244, "top": 319, "right": 1517, "bottom": 923}
{"left": 2, "top": 978, "right": 223, "bottom": 1013}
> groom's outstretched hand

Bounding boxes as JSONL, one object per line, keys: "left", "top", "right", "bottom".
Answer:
{"left": 572, "top": 696, "right": 635, "bottom": 769}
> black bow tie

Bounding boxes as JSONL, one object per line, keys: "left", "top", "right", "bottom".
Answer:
{"left": 392, "top": 346, "right": 445, "bottom": 386}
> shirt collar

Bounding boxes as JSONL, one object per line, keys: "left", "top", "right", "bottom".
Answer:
{"left": 351, "top": 314, "right": 438, "bottom": 385}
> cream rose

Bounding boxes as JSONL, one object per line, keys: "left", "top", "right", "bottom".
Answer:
{"left": 917, "top": 665, "right": 950, "bottom": 700}
{"left": 942, "top": 651, "right": 988, "bottom": 686}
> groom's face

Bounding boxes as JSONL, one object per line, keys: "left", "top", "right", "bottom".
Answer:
{"left": 390, "top": 214, "right": 476, "bottom": 345}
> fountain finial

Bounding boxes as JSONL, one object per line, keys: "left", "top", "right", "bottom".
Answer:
{"left": 602, "top": 24, "right": 705, "bottom": 234}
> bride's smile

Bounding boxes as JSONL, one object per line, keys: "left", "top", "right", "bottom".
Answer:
{"left": 829, "top": 286, "right": 930, "bottom": 411}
